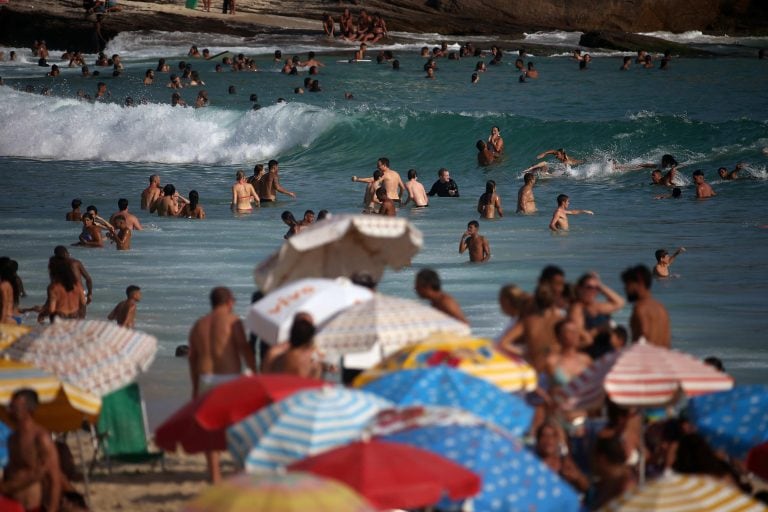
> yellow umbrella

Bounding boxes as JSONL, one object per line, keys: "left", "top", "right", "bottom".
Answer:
{"left": 0, "top": 359, "right": 101, "bottom": 432}
{"left": 0, "top": 324, "right": 31, "bottom": 351}
{"left": 353, "top": 333, "right": 537, "bottom": 393}
{"left": 601, "top": 472, "right": 768, "bottom": 511}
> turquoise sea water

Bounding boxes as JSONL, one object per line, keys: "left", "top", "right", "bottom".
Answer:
{"left": 1, "top": 31, "right": 767, "bottom": 426}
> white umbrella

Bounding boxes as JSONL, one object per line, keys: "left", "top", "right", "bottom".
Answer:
{"left": 314, "top": 294, "right": 471, "bottom": 368}
{"left": 247, "top": 278, "right": 374, "bottom": 346}
{"left": 254, "top": 215, "right": 423, "bottom": 293}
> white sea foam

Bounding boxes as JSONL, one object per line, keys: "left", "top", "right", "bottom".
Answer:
{"left": 0, "top": 87, "right": 337, "bottom": 164}
{"left": 523, "top": 30, "right": 583, "bottom": 47}
{"left": 638, "top": 30, "right": 768, "bottom": 46}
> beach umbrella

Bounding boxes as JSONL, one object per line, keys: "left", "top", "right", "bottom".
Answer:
{"left": 254, "top": 214, "right": 423, "bottom": 293}
{"left": 747, "top": 442, "right": 768, "bottom": 481}
{"left": 155, "top": 374, "right": 325, "bottom": 454}
{"left": 288, "top": 438, "right": 482, "bottom": 510}
{"left": 562, "top": 339, "right": 734, "bottom": 411}
{"left": 182, "top": 471, "right": 375, "bottom": 512}
{"left": 361, "top": 366, "right": 533, "bottom": 437}
{"left": 246, "top": 277, "right": 373, "bottom": 345}
{"left": 381, "top": 422, "right": 581, "bottom": 512}
{"left": 599, "top": 472, "right": 767, "bottom": 511}
{"left": 352, "top": 333, "right": 537, "bottom": 392}
{"left": 0, "top": 359, "right": 100, "bottom": 432}
{"left": 1, "top": 319, "right": 157, "bottom": 397}
{"left": 687, "top": 385, "right": 768, "bottom": 460}
{"left": 0, "top": 323, "right": 31, "bottom": 350}
{"left": 227, "top": 386, "right": 393, "bottom": 473}
{"left": 314, "top": 294, "right": 471, "bottom": 367}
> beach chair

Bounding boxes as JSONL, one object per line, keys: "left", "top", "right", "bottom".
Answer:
{"left": 89, "top": 382, "right": 164, "bottom": 475}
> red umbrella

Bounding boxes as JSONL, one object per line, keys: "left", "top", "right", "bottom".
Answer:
{"left": 747, "top": 442, "right": 768, "bottom": 481}
{"left": 288, "top": 439, "right": 481, "bottom": 510}
{"left": 155, "top": 374, "right": 325, "bottom": 453}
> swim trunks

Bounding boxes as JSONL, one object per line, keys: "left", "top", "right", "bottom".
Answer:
{"left": 199, "top": 373, "right": 241, "bottom": 394}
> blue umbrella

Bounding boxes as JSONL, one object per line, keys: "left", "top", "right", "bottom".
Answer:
{"left": 382, "top": 423, "right": 580, "bottom": 512}
{"left": 361, "top": 367, "right": 532, "bottom": 437}
{"left": 227, "top": 386, "right": 393, "bottom": 473}
{"left": 687, "top": 384, "right": 768, "bottom": 460}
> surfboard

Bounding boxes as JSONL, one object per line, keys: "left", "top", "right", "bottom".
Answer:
{"left": 336, "top": 59, "right": 372, "bottom": 63}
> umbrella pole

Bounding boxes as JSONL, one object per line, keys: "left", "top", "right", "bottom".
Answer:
{"left": 75, "top": 429, "right": 92, "bottom": 509}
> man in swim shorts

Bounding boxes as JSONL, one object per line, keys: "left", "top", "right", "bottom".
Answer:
{"left": 258, "top": 160, "right": 295, "bottom": 202}
{"left": 188, "top": 287, "right": 255, "bottom": 483}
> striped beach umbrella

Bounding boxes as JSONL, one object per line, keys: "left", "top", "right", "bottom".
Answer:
{"left": 314, "top": 294, "right": 471, "bottom": 364}
{"left": 255, "top": 214, "right": 423, "bottom": 293}
{"left": 687, "top": 385, "right": 768, "bottom": 460}
{"left": 562, "top": 340, "right": 734, "bottom": 410}
{"left": 362, "top": 366, "right": 533, "bottom": 437}
{"left": 183, "top": 471, "right": 375, "bottom": 512}
{"left": 227, "top": 386, "right": 393, "bottom": 473}
{"left": 0, "top": 324, "right": 31, "bottom": 351}
{"left": 353, "top": 333, "right": 537, "bottom": 392}
{"left": 0, "top": 359, "right": 100, "bottom": 431}
{"left": 1, "top": 319, "right": 157, "bottom": 397}
{"left": 600, "top": 472, "right": 767, "bottom": 511}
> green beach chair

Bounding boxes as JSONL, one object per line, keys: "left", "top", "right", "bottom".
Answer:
{"left": 89, "top": 383, "right": 164, "bottom": 475}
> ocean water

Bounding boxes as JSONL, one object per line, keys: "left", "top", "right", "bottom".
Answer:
{"left": 1, "top": 31, "right": 767, "bottom": 427}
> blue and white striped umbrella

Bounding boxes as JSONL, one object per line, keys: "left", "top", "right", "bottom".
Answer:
{"left": 687, "top": 384, "right": 768, "bottom": 460}
{"left": 362, "top": 367, "right": 533, "bottom": 437}
{"left": 382, "top": 422, "right": 580, "bottom": 512}
{"left": 227, "top": 386, "right": 393, "bottom": 473}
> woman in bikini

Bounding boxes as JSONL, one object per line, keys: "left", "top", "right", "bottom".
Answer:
{"left": 231, "top": 170, "right": 259, "bottom": 213}
{"left": 477, "top": 180, "right": 503, "bottom": 219}
{"left": 37, "top": 257, "right": 85, "bottom": 323}
{"left": 488, "top": 126, "right": 504, "bottom": 154}
{"left": 180, "top": 190, "right": 206, "bottom": 219}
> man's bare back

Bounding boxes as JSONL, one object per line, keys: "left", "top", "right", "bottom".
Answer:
{"left": 517, "top": 183, "right": 536, "bottom": 213}
{"left": 404, "top": 180, "right": 428, "bottom": 207}
{"left": 381, "top": 169, "right": 405, "bottom": 201}
{"left": 630, "top": 297, "right": 671, "bottom": 348}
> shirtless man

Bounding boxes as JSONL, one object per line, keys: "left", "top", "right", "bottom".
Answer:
{"left": 621, "top": 265, "right": 671, "bottom": 347}
{"left": 653, "top": 247, "right": 685, "bottom": 278}
{"left": 66, "top": 198, "right": 83, "bottom": 221}
{"left": 231, "top": 170, "right": 260, "bottom": 212}
{"left": 476, "top": 140, "right": 495, "bottom": 166}
{"left": 111, "top": 215, "right": 132, "bottom": 250}
{"left": 692, "top": 170, "right": 716, "bottom": 198}
{"left": 188, "top": 287, "right": 256, "bottom": 482}
{"left": 402, "top": 169, "right": 428, "bottom": 207}
{"left": 141, "top": 174, "right": 162, "bottom": 210}
{"left": 414, "top": 268, "right": 467, "bottom": 323}
{"left": 650, "top": 168, "right": 677, "bottom": 186}
{"left": 517, "top": 172, "right": 537, "bottom": 213}
{"left": 459, "top": 220, "right": 490, "bottom": 263}
{"left": 525, "top": 148, "right": 584, "bottom": 174}
{"left": 549, "top": 194, "right": 594, "bottom": 232}
{"left": 258, "top": 160, "right": 295, "bottom": 202}
{"left": 376, "top": 157, "right": 405, "bottom": 203}
{"left": 110, "top": 198, "right": 143, "bottom": 230}
{"left": 717, "top": 164, "right": 744, "bottom": 180}
{"left": 108, "top": 285, "right": 141, "bottom": 327}
{"left": 376, "top": 188, "right": 396, "bottom": 216}
{"left": 0, "top": 389, "right": 62, "bottom": 512}
{"left": 155, "top": 184, "right": 188, "bottom": 216}
{"left": 351, "top": 170, "right": 383, "bottom": 212}
{"left": 264, "top": 313, "right": 322, "bottom": 378}
{"left": 520, "top": 285, "right": 564, "bottom": 372}
{"left": 353, "top": 43, "right": 367, "bottom": 61}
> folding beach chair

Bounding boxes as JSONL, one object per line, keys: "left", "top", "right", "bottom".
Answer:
{"left": 89, "top": 382, "right": 164, "bottom": 475}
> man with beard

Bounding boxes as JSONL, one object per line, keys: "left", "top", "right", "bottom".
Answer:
{"left": 620, "top": 265, "right": 670, "bottom": 347}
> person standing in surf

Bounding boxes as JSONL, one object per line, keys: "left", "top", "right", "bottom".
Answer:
{"left": 549, "top": 194, "right": 593, "bottom": 232}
